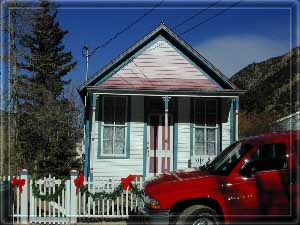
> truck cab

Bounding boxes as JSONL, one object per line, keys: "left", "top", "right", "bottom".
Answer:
{"left": 142, "top": 131, "right": 300, "bottom": 225}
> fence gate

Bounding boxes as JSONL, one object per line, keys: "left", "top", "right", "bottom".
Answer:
{"left": 8, "top": 169, "right": 78, "bottom": 224}
{"left": 29, "top": 175, "right": 71, "bottom": 224}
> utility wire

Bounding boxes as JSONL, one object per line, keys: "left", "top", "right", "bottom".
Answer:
{"left": 179, "top": 0, "right": 242, "bottom": 35}
{"left": 89, "top": 0, "right": 164, "bottom": 56}
{"left": 86, "top": 0, "right": 240, "bottom": 58}
{"left": 88, "top": 0, "right": 221, "bottom": 56}
{"left": 172, "top": 0, "right": 222, "bottom": 30}
{"left": 83, "top": 0, "right": 242, "bottom": 81}
{"left": 122, "top": 1, "right": 243, "bottom": 61}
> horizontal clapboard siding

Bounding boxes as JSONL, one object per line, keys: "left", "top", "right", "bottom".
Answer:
{"left": 92, "top": 96, "right": 144, "bottom": 179}
{"left": 99, "top": 36, "right": 219, "bottom": 91}
{"left": 175, "top": 97, "right": 232, "bottom": 169}
{"left": 221, "top": 99, "right": 233, "bottom": 149}
{"left": 91, "top": 95, "right": 233, "bottom": 179}
{"left": 177, "top": 98, "right": 191, "bottom": 169}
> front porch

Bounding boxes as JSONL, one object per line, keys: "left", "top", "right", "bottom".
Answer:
{"left": 84, "top": 92, "right": 240, "bottom": 182}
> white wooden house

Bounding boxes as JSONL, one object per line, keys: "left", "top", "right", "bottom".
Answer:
{"left": 78, "top": 23, "right": 243, "bottom": 182}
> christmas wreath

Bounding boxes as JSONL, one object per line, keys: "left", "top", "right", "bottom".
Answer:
{"left": 31, "top": 176, "right": 68, "bottom": 201}
{"left": 75, "top": 174, "right": 144, "bottom": 201}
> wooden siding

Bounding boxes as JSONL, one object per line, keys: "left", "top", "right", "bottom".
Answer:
{"left": 92, "top": 96, "right": 144, "bottom": 180}
{"left": 99, "top": 36, "right": 219, "bottom": 91}
{"left": 91, "top": 96, "right": 233, "bottom": 179}
{"left": 221, "top": 99, "right": 232, "bottom": 149}
{"left": 176, "top": 98, "right": 232, "bottom": 169}
{"left": 177, "top": 98, "right": 191, "bottom": 169}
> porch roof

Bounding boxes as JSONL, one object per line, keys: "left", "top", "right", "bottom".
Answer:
{"left": 78, "top": 23, "right": 243, "bottom": 98}
{"left": 87, "top": 87, "right": 244, "bottom": 97}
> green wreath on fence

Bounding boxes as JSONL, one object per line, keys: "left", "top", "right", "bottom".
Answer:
{"left": 79, "top": 183, "right": 144, "bottom": 201}
{"left": 31, "top": 176, "right": 68, "bottom": 201}
{"left": 31, "top": 174, "right": 144, "bottom": 202}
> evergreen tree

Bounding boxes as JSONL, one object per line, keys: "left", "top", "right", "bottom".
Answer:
{"left": 1, "top": 0, "right": 36, "bottom": 175}
{"left": 17, "top": 0, "right": 80, "bottom": 176}
{"left": 18, "top": 0, "right": 76, "bottom": 99}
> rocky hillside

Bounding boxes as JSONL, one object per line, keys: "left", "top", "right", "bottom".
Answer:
{"left": 230, "top": 47, "right": 300, "bottom": 118}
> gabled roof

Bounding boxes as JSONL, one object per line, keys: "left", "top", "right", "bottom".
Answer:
{"left": 78, "top": 23, "right": 239, "bottom": 95}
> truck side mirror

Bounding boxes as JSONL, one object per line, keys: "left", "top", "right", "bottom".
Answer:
{"left": 239, "top": 163, "right": 253, "bottom": 177}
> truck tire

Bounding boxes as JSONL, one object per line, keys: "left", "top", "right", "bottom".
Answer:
{"left": 175, "top": 205, "right": 219, "bottom": 225}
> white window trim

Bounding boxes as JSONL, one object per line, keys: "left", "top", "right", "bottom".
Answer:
{"left": 193, "top": 98, "right": 218, "bottom": 156}
{"left": 100, "top": 96, "right": 128, "bottom": 158}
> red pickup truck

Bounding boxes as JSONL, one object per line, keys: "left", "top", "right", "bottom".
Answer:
{"left": 142, "top": 131, "right": 299, "bottom": 225}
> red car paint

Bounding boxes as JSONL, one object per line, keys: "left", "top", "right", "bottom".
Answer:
{"left": 143, "top": 131, "right": 300, "bottom": 223}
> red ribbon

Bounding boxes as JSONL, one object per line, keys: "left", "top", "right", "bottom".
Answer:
{"left": 74, "top": 172, "right": 84, "bottom": 192}
{"left": 11, "top": 176, "right": 26, "bottom": 193}
{"left": 121, "top": 175, "right": 136, "bottom": 190}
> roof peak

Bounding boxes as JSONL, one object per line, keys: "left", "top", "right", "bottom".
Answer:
{"left": 78, "top": 22, "right": 238, "bottom": 93}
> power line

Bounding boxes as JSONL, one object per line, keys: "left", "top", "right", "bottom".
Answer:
{"left": 89, "top": 0, "right": 164, "bottom": 56}
{"left": 82, "top": 0, "right": 164, "bottom": 81}
{"left": 83, "top": 0, "right": 242, "bottom": 81}
{"left": 180, "top": 0, "right": 242, "bottom": 35}
{"left": 172, "top": 0, "right": 222, "bottom": 30}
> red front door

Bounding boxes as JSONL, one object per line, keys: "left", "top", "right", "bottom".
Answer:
{"left": 147, "top": 114, "right": 173, "bottom": 178}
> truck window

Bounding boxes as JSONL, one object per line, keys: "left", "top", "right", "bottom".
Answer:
{"left": 295, "top": 140, "right": 300, "bottom": 168}
{"left": 205, "top": 141, "right": 252, "bottom": 175}
{"left": 248, "top": 143, "right": 288, "bottom": 172}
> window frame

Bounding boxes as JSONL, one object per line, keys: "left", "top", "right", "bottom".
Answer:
{"left": 247, "top": 142, "right": 289, "bottom": 172}
{"left": 193, "top": 98, "right": 218, "bottom": 156}
{"left": 100, "top": 95, "right": 128, "bottom": 158}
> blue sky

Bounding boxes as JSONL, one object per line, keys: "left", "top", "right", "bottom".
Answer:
{"left": 10, "top": 0, "right": 300, "bottom": 94}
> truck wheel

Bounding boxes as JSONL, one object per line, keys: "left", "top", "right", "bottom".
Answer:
{"left": 176, "top": 205, "right": 219, "bottom": 225}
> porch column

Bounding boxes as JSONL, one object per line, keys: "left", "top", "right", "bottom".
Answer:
{"left": 235, "top": 97, "right": 239, "bottom": 141}
{"left": 89, "top": 93, "right": 97, "bottom": 181}
{"left": 162, "top": 96, "right": 171, "bottom": 150}
{"left": 83, "top": 93, "right": 90, "bottom": 179}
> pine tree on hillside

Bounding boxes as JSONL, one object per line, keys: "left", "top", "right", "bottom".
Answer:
{"left": 17, "top": 0, "right": 80, "bottom": 176}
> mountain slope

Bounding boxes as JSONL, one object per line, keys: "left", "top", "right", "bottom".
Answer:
{"left": 230, "top": 47, "right": 300, "bottom": 117}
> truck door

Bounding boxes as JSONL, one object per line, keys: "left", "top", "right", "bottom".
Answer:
{"left": 225, "top": 141, "right": 290, "bottom": 222}
{"left": 291, "top": 139, "right": 300, "bottom": 220}
{"left": 248, "top": 142, "right": 290, "bottom": 216}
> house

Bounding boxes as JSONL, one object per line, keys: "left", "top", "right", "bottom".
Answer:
{"left": 271, "top": 111, "right": 300, "bottom": 131}
{"left": 78, "top": 23, "right": 243, "bottom": 182}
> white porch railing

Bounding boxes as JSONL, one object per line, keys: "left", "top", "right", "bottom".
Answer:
{"left": 191, "top": 155, "right": 216, "bottom": 167}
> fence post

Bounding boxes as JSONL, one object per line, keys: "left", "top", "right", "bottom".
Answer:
{"left": 20, "top": 169, "right": 28, "bottom": 224}
{"left": 69, "top": 170, "right": 78, "bottom": 223}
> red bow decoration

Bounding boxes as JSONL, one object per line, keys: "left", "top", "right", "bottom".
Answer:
{"left": 11, "top": 176, "right": 26, "bottom": 193}
{"left": 121, "top": 175, "right": 136, "bottom": 190}
{"left": 74, "top": 172, "right": 84, "bottom": 192}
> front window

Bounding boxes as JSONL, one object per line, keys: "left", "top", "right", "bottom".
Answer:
{"left": 204, "top": 141, "right": 252, "bottom": 175}
{"left": 102, "top": 96, "right": 127, "bottom": 157}
{"left": 194, "top": 99, "right": 218, "bottom": 156}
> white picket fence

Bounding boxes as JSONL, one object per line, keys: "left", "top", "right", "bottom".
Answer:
{"left": 77, "top": 176, "right": 143, "bottom": 219}
{"left": 1, "top": 169, "right": 144, "bottom": 224}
